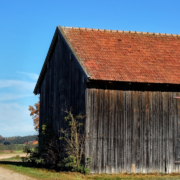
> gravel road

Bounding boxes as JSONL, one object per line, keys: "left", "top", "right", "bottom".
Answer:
{"left": 0, "top": 153, "right": 35, "bottom": 180}
{"left": 0, "top": 153, "right": 26, "bottom": 160}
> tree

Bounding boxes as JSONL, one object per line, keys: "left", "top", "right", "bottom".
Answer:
{"left": 29, "top": 97, "right": 40, "bottom": 131}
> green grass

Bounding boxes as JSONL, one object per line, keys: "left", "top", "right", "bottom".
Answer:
{"left": 1, "top": 157, "right": 180, "bottom": 180}
{"left": 0, "top": 161, "right": 85, "bottom": 180}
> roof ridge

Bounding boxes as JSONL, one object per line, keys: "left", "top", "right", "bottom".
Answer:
{"left": 62, "top": 26, "right": 180, "bottom": 37}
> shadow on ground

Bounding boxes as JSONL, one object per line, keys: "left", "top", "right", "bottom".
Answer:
{"left": 0, "top": 161, "right": 39, "bottom": 168}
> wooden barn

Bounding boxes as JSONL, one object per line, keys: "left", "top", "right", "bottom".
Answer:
{"left": 34, "top": 26, "right": 180, "bottom": 174}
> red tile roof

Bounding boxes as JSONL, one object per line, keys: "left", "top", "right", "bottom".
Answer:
{"left": 62, "top": 27, "right": 180, "bottom": 84}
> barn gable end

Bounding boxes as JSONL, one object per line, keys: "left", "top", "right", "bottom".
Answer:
{"left": 37, "top": 27, "right": 87, "bottom": 149}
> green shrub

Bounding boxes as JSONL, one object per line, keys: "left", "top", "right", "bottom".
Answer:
{"left": 23, "top": 109, "right": 91, "bottom": 174}
{"left": 58, "top": 155, "right": 90, "bottom": 174}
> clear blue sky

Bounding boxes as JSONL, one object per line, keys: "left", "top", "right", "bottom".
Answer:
{"left": 0, "top": 0, "right": 180, "bottom": 137}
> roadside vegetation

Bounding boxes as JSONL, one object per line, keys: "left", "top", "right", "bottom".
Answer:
{"left": 23, "top": 108, "right": 90, "bottom": 174}
{"left": 1, "top": 156, "right": 180, "bottom": 180}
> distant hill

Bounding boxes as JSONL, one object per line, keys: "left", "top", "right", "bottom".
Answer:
{"left": 0, "top": 135, "right": 38, "bottom": 144}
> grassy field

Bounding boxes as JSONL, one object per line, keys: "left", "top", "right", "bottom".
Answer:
{"left": 0, "top": 144, "right": 37, "bottom": 153}
{"left": 1, "top": 156, "right": 180, "bottom": 180}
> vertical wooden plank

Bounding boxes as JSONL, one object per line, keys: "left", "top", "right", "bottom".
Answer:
{"left": 101, "top": 90, "right": 105, "bottom": 173}
{"left": 126, "top": 90, "right": 131, "bottom": 173}
{"left": 135, "top": 91, "right": 140, "bottom": 173}
{"left": 146, "top": 91, "right": 150, "bottom": 173}
{"left": 59, "top": 39, "right": 64, "bottom": 145}
{"left": 110, "top": 90, "right": 114, "bottom": 173}
{"left": 50, "top": 51, "right": 54, "bottom": 128}
{"left": 132, "top": 91, "right": 137, "bottom": 173}
{"left": 162, "top": 92, "right": 167, "bottom": 173}
{"left": 97, "top": 89, "right": 102, "bottom": 174}
{"left": 154, "top": 91, "right": 157, "bottom": 173}
{"left": 53, "top": 41, "right": 57, "bottom": 130}
{"left": 123, "top": 90, "right": 126, "bottom": 173}
{"left": 152, "top": 91, "right": 156, "bottom": 173}
{"left": 164, "top": 92, "right": 168, "bottom": 173}
{"left": 111, "top": 90, "right": 115, "bottom": 173}
{"left": 114, "top": 90, "right": 118, "bottom": 173}
{"left": 71, "top": 57, "right": 75, "bottom": 110}
{"left": 167, "top": 92, "right": 170, "bottom": 173}
{"left": 117, "top": 90, "right": 122, "bottom": 173}
{"left": 158, "top": 91, "right": 161, "bottom": 173}
{"left": 169, "top": 92, "right": 173, "bottom": 173}
{"left": 53, "top": 46, "right": 57, "bottom": 129}
{"left": 175, "top": 93, "right": 179, "bottom": 171}
{"left": 105, "top": 90, "right": 109, "bottom": 173}
{"left": 125, "top": 90, "right": 128, "bottom": 173}
{"left": 48, "top": 64, "right": 51, "bottom": 119}
{"left": 103, "top": 90, "right": 108, "bottom": 173}
{"left": 67, "top": 50, "right": 71, "bottom": 111}
{"left": 89, "top": 89, "right": 94, "bottom": 173}
{"left": 56, "top": 40, "right": 60, "bottom": 133}
{"left": 94, "top": 89, "right": 98, "bottom": 173}
{"left": 100, "top": 89, "right": 104, "bottom": 173}
{"left": 75, "top": 64, "right": 79, "bottom": 115}
{"left": 140, "top": 91, "right": 143, "bottom": 173}
{"left": 155, "top": 91, "right": 158, "bottom": 173}
{"left": 159, "top": 91, "right": 163, "bottom": 173}
{"left": 139, "top": 91, "right": 143, "bottom": 173}
{"left": 173, "top": 92, "right": 178, "bottom": 173}
{"left": 176, "top": 92, "right": 180, "bottom": 172}
{"left": 39, "top": 85, "right": 43, "bottom": 149}
{"left": 149, "top": 92, "right": 153, "bottom": 172}
{"left": 126, "top": 90, "right": 130, "bottom": 173}
{"left": 140, "top": 90, "right": 143, "bottom": 173}
{"left": 69, "top": 56, "right": 72, "bottom": 109}
{"left": 119, "top": 90, "right": 123, "bottom": 172}
{"left": 130, "top": 90, "right": 134, "bottom": 174}
{"left": 43, "top": 72, "right": 46, "bottom": 123}
{"left": 167, "top": 92, "right": 171, "bottom": 173}
{"left": 125, "top": 89, "right": 128, "bottom": 173}
{"left": 156, "top": 91, "right": 160, "bottom": 173}
{"left": 85, "top": 88, "right": 90, "bottom": 167}
{"left": 130, "top": 90, "right": 133, "bottom": 173}
{"left": 142, "top": 91, "right": 146, "bottom": 173}
{"left": 108, "top": 90, "right": 112, "bottom": 173}
{"left": 121, "top": 90, "right": 124, "bottom": 173}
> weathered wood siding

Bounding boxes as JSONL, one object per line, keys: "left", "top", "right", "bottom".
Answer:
{"left": 38, "top": 32, "right": 180, "bottom": 174}
{"left": 39, "top": 35, "right": 86, "bottom": 145}
{"left": 85, "top": 88, "right": 180, "bottom": 174}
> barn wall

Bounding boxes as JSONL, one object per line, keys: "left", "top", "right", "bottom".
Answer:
{"left": 85, "top": 88, "right": 180, "bottom": 174}
{"left": 39, "top": 35, "right": 86, "bottom": 145}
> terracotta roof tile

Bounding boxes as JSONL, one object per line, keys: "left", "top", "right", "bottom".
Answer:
{"left": 62, "top": 27, "right": 180, "bottom": 84}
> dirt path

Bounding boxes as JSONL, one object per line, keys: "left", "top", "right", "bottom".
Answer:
{"left": 0, "top": 166, "right": 35, "bottom": 180}
{"left": 0, "top": 153, "right": 36, "bottom": 180}
{"left": 0, "top": 153, "right": 27, "bottom": 160}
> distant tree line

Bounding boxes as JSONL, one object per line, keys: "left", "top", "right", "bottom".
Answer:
{"left": 0, "top": 135, "right": 38, "bottom": 145}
